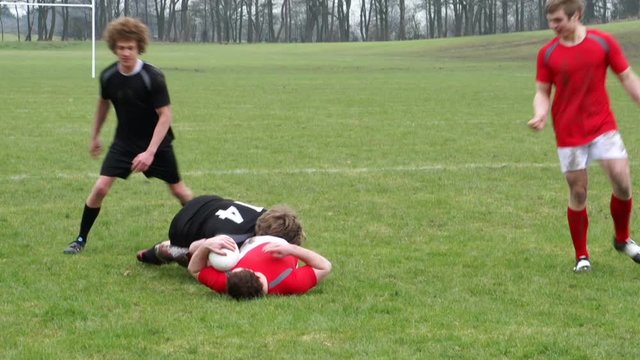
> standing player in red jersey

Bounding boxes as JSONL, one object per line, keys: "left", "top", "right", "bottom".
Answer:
{"left": 528, "top": 0, "right": 640, "bottom": 272}
{"left": 188, "top": 235, "right": 332, "bottom": 300}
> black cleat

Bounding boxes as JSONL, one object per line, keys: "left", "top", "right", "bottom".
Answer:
{"left": 613, "top": 238, "right": 640, "bottom": 263}
{"left": 136, "top": 246, "right": 165, "bottom": 265}
{"left": 64, "top": 237, "right": 86, "bottom": 254}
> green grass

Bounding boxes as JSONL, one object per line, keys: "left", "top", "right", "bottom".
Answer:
{"left": 2, "top": 20, "right": 640, "bottom": 359}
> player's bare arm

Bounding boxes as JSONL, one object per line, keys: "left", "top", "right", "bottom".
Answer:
{"left": 188, "top": 235, "right": 236, "bottom": 278}
{"left": 90, "top": 98, "right": 111, "bottom": 158}
{"left": 528, "top": 82, "right": 552, "bottom": 131}
{"left": 263, "top": 243, "right": 332, "bottom": 282}
{"left": 131, "top": 105, "right": 172, "bottom": 172}
{"left": 188, "top": 238, "right": 207, "bottom": 254}
{"left": 617, "top": 68, "right": 640, "bottom": 105}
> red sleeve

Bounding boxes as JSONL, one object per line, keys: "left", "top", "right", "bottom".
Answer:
{"left": 269, "top": 266, "right": 318, "bottom": 295}
{"left": 606, "top": 33, "right": 630, "bottom": 74}
{"left": 536, "top": 46, "right": 552, "bottom": 84}
{"left": 198, "top": 267, "right": 227, "bottom": 293}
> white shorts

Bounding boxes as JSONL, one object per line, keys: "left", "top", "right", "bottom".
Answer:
{"left": 557, "top": 131, "right": 628, "bottom": 173}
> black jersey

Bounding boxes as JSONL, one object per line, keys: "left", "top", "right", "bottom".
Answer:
{"left": 100, "top": 61, "right": 174, "bottom": 152}
{"left": 168, "top": 195, "right": 267, "bottom": 247}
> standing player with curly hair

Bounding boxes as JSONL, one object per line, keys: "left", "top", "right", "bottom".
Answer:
{"left": 64, "top": 17, "right": 193, "bottom": 254}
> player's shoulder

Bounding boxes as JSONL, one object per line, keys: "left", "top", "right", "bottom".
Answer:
{"left": 585, "top": 28, "right": 619, "bottom": 52}
{"left": 539, "top": 37, "right": 560, "bottom": 52}
{"left": 586, "top": 27, "right": 613, "bottom": 38}
{"left": 142, "top": 62, "right": 165, "bottom": 77}
{"left": 537, "top": 37, "right": 560, "bottom": 64}
{"left": 99, "top": 62, "right": 119, "bottom": 83}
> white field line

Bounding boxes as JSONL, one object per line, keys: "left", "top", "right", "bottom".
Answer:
{"left": 3, "top": 162, "right": 558, "bottom": 182}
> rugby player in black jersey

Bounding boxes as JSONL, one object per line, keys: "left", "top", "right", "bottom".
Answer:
{"left": 65, "top": 17, "right": 193, "bottom": 254}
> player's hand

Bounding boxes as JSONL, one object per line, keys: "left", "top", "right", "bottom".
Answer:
{"left": 263, "top": 242, "right": 294, "bottom": 258}
{"left": 131, "top": 151, "right": 154, "bottom": 172}
{"left": 527, "top": 114, "right": 547, "bottom": 131}
{"left": 89, "top": 139, "right": 102, "bottom": 158}
{"left": 205, "top": 235, "right": 237, "bottom": 255}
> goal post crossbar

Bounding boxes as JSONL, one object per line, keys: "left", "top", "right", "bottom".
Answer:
{"left": 0, "top": 0, "right": 96, "bottom": 78}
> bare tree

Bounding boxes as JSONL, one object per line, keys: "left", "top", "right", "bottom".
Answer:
{"left": 452, "top": 0, "right": 463, "bottom": 36}
{"left": 253, "top": 0, "right": 259, "bottom": 41}
{"left": 584, "top": 0, "right": 594, "bottom": 22}
{"left": 337, "top": 0, "right": 350, "bottom": 41}
{"left": 48, "top": 5, "right": 57, "bottom": 40}
{"left": 379, "top": 0, "right": 389, "bottom": 40}
{"left": 599, "top": 0, "right": 607, "bottom": 22}
{"left": 359, "top": 0, "right": 373, "bottom": 40}
{"left": 398, "top": 0, "right": 405, "bottom": 39}
{"left": 304, "top": 0, "right": 320, "bottom": 42}
{"left": 61, "top": 0, "right": 70, "bottom": 40}
{"left": 180, "top": 0, "right": 191, "bottom": 41}
{"left": 25, "top": 5, "right": 35, "bottom": 41}
{"left": 0, "top": 5, "right": 4, "bottom": 41}
{"left": 275, "top": 0, "right": 289, "bottom": 41}
{"left": 154, "top": 0, "right": 168, "bottom": 39}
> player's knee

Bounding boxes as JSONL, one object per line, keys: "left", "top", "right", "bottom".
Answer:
{"left": 614, "top": 185, "right": 631, "bottom": 200}
{"left": 570, "top": 188, "right": 588, "bottom": 205}
{"left": 92, "top": 183, "right": 111, "bottom": 200}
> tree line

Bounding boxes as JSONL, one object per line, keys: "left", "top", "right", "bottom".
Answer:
{"left": 1, "top": 0, "right": 639, "bottom": 42}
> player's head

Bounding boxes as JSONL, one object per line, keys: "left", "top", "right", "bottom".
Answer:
{"left": 104, "top": 17, "right": 150, "bottom": 55}
{"left": 226, "top": 269, "right": 267, "bottom": 300}
{"left": 545, "top": 0, "right": 584, "bottom": 20}
{"left": 255, "top": 205, "right": 306, "bottom": 246}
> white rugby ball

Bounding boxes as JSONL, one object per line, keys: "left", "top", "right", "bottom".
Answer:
{"left": 208, "top": 246, "right": 240, "bottom": 271}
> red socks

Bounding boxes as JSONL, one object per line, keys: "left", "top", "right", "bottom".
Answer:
{"left": 611, "top": 195, "right": 632, "bottom": 244}
{"left": 567, "top": 195, "right": 632, "bottom": 260}
{"left": 567, "top": 207, "right": 589, "bottom": 260}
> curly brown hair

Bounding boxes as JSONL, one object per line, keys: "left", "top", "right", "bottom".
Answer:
{"left": 103, "top": 17, "right": 150, "bottom": 55}
{"left": 227, "top": 270, "right": 265, "bottom": 300}
{"left": 545, "top": 0, "right": 585, "bottom": 18}
{"left": 255, "top": 205, "right": 306, "bottom": 245}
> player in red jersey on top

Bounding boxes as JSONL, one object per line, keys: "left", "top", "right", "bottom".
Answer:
{"left": 528, "top": 0, "right": 640, "bottom": 272}
{"left": 188, "top": 235, "right": 332, "bottom": 300}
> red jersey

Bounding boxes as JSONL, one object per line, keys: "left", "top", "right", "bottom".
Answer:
{"left": 536, "top": 28, "right": 629, "bottom": 147}
{"left": 198, "top": 236, "right": 318, "bottom": 295}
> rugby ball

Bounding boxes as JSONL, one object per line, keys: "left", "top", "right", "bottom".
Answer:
{"left": 208, "top": 245, "right": 240, "bottom": 271}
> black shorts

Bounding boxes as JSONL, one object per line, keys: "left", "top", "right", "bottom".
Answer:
{"left": 100, "top": 142, "right": 182, "bottom": 184}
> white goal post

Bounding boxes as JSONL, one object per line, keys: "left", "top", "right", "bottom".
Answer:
{"left": 0, "top": 0, "right": 95, "bottom": 78}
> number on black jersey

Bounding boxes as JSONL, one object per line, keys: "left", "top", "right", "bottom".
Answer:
{"left": 215, "top": 201, "right": 264, "bottom": 224}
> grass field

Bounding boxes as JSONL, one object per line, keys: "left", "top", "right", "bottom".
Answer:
{"left": 2, "top": 21, "right": 640, "bottom": 359}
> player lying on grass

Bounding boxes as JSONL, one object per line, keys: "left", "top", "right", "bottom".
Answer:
{"left": 136, "top": 195, "right": 305, "bottom": 266}
{"left": 188, "top": 235, "right": 332, "bottom": 300}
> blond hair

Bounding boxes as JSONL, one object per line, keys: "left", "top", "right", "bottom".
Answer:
{"left": 255, "top": 205, "right": 306, "bottom": 246}
{"left": 545, "top": 0, "right": 585, "bottom": 19}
